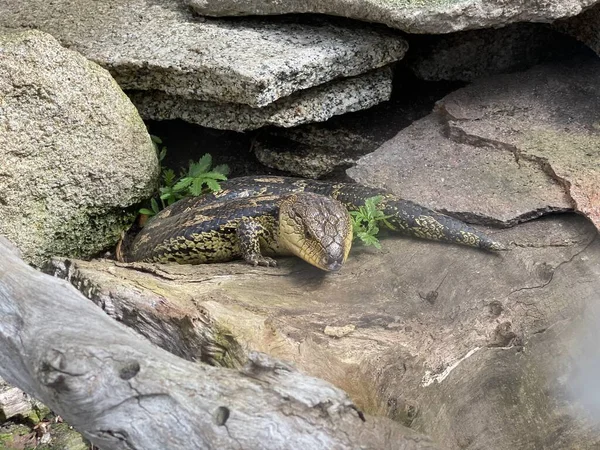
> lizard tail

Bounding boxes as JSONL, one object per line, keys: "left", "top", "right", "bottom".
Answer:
{"left": 381, "top": 197, "right": 505, "bottom": 252}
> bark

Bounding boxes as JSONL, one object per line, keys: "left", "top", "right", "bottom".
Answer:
{"left": 0, "top": 236, "right": 436, "bottom": 450}
{"left": 0, "top": 380, "right": 35, "bottom": 420}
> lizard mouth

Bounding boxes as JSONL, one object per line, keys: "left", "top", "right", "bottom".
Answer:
{"left": 325, "top": 260, "right": 343, "bottom": 272}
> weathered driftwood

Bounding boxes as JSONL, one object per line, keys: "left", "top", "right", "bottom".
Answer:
{"left": 0, "top": 236, "right": 437, "bottom": 450}
{"left": 46, "top": 215, "right": 600, "bottom": 450}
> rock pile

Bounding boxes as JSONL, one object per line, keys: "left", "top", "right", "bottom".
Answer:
{"left": 0, "top": 0, "right": 408, "bottom": 131}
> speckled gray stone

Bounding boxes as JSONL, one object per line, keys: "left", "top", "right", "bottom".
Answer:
{"left": 253, "top": 129, "right": 374, "bottom": 178}
{"left": 555, "top": 3, "right": 600, "bottom": 56}
{"left": 349, "top": 56, "right": 600, "bottom": 229}
{"left": 0, "top": 30, "right": 158, "bottom": 266}
{"left": 0, "top": 0, "right": 407, "bottom": 108}
{"left": 129, "top": 67, "right": 392, "bottom": 132}
{"left": 187, "top": 0, "right": 600, "bottom": 34}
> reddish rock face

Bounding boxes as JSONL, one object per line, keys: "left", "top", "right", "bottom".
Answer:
{"left": 349, "top": 55, "right": 600, "bottom": 232}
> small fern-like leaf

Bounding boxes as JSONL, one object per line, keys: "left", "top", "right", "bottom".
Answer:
{"left": 205, "top": 178, "right": 221, "bottom": 192}
{"left": 190, "top": 178, "right": 206, "bottom": 196}
{"left": 173, "top": 177, "right": 193, "bottom": 192}
{"left": 202, "top": 171, "right": 228, "bottom": 181}
{"left": 189, "top": 154, "right": 212, "bottom": 177}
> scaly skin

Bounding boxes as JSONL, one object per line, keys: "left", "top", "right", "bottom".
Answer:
{"left": 129, "top": 176, "right": 504, "bottom": 271}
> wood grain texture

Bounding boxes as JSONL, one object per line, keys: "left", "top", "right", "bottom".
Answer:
{"left": 0, "top": 236, "right": 437, "bottom": 450}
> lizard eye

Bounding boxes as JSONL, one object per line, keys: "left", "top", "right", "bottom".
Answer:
{"left": 304, "top": 229, "right": 312, "bottom": 240}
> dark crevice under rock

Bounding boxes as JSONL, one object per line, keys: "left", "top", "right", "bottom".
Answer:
{"left": 404, "top": 22, "right": 586, "bottom": 81}
{"left": 145, "top": 119, "right": 289, "bottom": 179}
{"left": 252, "top": 68, "right": 465, "bottom": 178}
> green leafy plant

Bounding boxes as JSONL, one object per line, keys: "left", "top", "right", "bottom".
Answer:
{"left": 151, "top": 134, "right": 167, "bottom": 164}
{"left": 139, "top": 136, "right": 230, "bottom": 218}
{"left": 139, "top": 197, "right": 161, "bottom": 217}
{"left": 349, "top": 196, "right": 394, "bottom": 249}
{"left": 171, "top": 154, "right": 230, "bottom": 197}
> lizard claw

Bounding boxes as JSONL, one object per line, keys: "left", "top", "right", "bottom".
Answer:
{"left": 245, "top": 255, "right": 278, "bottom": 267}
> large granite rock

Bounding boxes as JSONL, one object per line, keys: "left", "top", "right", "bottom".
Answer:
{"left": 348, "top": 56, "right": 600, "bottom": 230}
{"left": 0, "top": 30, "right": 158, "bottom": 266}
{"left": 48, "top": 214, "right": 600, "bottom": 449}
{"left": 186, "top": 0, "right": 600, "bottom": 34}
{"left": 130, "top": 67, "right": 393, "bottom": 131}
{"left": 555, "top": 3, "right": 600, "bottom": 56}
{"left": 0, "top": 0, "right": 407, "bottom": 129}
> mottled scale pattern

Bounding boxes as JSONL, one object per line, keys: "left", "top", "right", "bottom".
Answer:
{"left": 170, "top": 176, "right": 503, "bottom": 251}
{"left": 130, "top": 176, "right": 504, "bottom": 266}
{"left": 131, "top": 197, "right": 283, "bottom": 263}
{"left": 278, "top": 192, "right": 352, "bottom": 270}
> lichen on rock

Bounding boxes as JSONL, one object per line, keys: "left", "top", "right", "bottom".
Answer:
{"left": 0, "top": 30, "right": 159, "bottom": 266}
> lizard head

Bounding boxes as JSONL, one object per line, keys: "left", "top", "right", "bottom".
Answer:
{"left": 278, "top": 192, "right": 353, "bottom": 271}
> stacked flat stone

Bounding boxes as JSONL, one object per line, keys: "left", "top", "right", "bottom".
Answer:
{"left": 0, "top": 0, "right": 408, "bottom": 131}
{"left": 186, "top": 0, "right": 599, "bottom": 34}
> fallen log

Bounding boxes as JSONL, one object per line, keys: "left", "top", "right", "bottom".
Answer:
{"left": 0, "top": 236, "right": 437, "bottom": 450}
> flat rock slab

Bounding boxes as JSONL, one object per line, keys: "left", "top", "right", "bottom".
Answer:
{"left": 439, "top": 56, "right": 600, "bottom": 229}
{"left": 50, "top": 214, "right": 600, "bottom": 449}
{"left": 349, "top": 115, "right": 572, "bottom": 226}
{"left": 349, "top": 56, "right": 600, "bottom": 229}
{"left": 0, "top": 30, "right": 158, "bottom": 266}
{"left": 0, "top": 0, "right": 407, "bottom": 108}
{"left": 130, "top": 67, "right": 392, "bottom": 131}
{"left": 187, "top": 0, "right": 599, "bottom": 34}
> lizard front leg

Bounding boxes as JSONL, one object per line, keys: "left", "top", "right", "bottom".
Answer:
{"left": 236, "top": 219, "right": 277, "bottom": 267}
